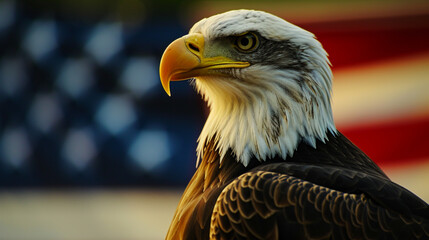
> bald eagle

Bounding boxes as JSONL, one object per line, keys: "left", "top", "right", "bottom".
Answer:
{"left": 159, "top": 10, "right": 429, "bottom": 240}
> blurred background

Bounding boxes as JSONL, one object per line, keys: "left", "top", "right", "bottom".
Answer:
{"left": 0, "top": 0, "right": 428, "bottom": 239}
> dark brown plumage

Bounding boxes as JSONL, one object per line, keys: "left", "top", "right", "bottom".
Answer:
{"left": 166, "top": 132, "right": 429, "bottom": 239}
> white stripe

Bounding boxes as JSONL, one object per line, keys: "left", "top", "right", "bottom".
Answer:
{"left": 332, "top": 53, "right": 429, "bottom": 127}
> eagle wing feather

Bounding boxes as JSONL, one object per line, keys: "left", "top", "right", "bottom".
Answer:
{"left": 210, "top": 165, "right": 429, "bottom": 240}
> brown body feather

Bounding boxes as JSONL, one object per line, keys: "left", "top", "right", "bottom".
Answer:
{"left": 166, "top": 132, "right": 429, "bottom": 240}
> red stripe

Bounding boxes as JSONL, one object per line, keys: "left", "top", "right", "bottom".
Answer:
{"left": 340, "top": 115, "right": 429, "bottom": 166}
{"left": 300, "top": 13, "right": 429, "bottom": 69}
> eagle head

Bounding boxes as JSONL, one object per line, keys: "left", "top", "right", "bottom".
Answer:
{"left": 159, "top": 10, "right": 337, "bottom": 166}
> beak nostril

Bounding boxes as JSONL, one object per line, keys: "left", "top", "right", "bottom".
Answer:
{"left": 187, "top": 43, "right": 200, "bottom": 53}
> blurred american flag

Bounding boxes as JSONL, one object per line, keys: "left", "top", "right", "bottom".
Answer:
{"left": 0, "top": 1, "right": 428, "bottom": 240}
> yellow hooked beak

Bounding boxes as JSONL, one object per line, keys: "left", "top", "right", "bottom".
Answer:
{"left": 159, "top": 33, "right": 250, "bottom": 96}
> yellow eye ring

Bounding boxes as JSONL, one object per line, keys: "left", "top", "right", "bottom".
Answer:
{"left": 235, "top": 32, "right": 259, "bottom": 52}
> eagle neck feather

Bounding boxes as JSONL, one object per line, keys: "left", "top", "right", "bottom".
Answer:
{"left": 195, "top": 65, "right": 337, "bottom": 167}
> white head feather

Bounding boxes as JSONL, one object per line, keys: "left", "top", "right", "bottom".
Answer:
{"left": 190, "top": 10, "right": 337, "bottom": 166}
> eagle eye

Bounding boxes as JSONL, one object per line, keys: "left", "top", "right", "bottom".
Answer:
{"left": 235, "top": 32, "right": 259, "bottom": 52}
